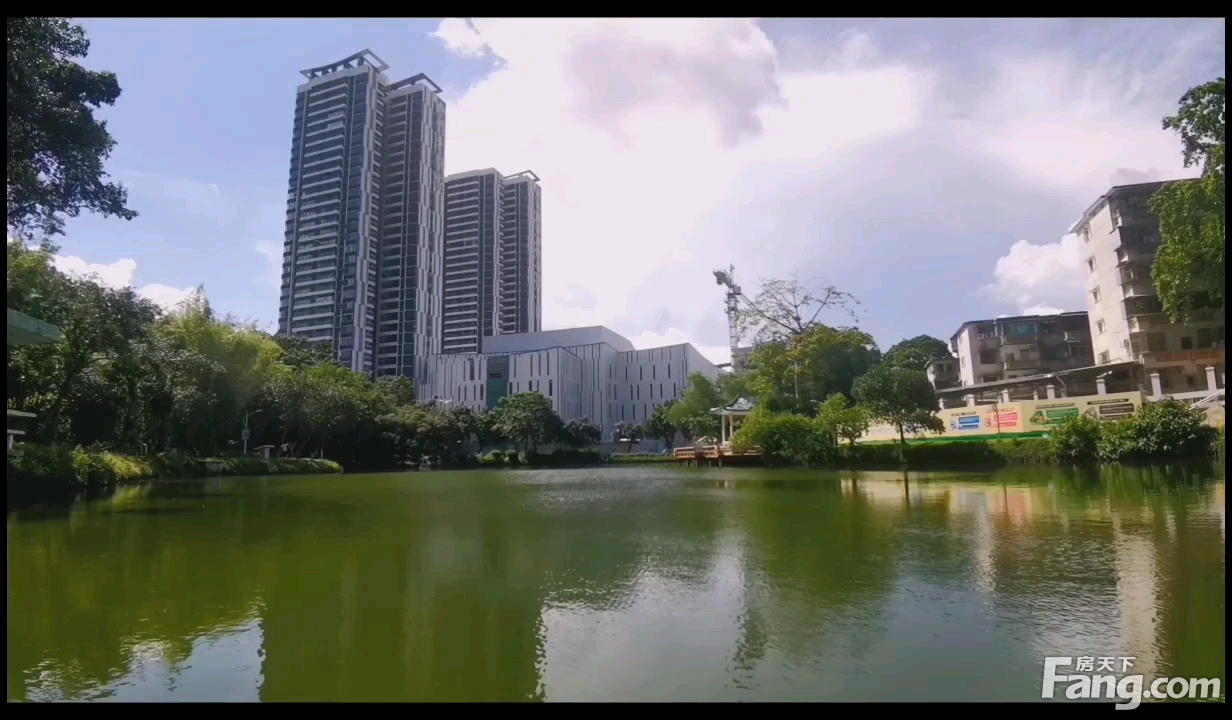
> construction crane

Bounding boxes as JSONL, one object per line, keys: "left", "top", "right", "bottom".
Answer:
{"left": 713, "top": 266, "right": 742, "bottom": 369}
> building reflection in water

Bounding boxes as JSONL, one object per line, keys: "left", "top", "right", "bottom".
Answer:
{"left": 7, "top": 466, "right": 1224, "bottom": 702}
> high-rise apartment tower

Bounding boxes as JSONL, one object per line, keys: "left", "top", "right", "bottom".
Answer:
{"left": 278, "top": 50, "right": 445, "bottom": 377}
{"left": 441, "top": 169, "right": 542, "bottom": 354}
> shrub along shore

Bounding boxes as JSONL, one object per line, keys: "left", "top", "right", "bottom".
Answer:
{"left": 7, "top": 444, "right": 341, "bottom": 507}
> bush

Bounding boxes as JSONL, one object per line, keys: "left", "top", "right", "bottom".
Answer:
{"left": 731, "top": 410, "right": 835, "bottom": 467}
{"left": 505, "top": 451, "right": 522, "bottom": 467}
{"left": 525, "top": 449, "right": 602, "bottom": 466}
{"left": 1094, "top": 398, "right": 1217, "bottom": 462}
{"left": 7, "top": 443, "right": 342, "bottom": 502}
{"left": 840, "top": 438, "right": 1055, "bottom": 468}
{"left": 1050, "top": 414, "right": 1103, "bottom": 463}
{"left": 1130, "top": 398, "right": 1217, "bottom": 459}
{"left": 478, "top": 450, "right": 505, "bottom": 466}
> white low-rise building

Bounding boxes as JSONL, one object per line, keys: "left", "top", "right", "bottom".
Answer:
{"left": 415, "top": 325, "right": 720, "bottom": 440}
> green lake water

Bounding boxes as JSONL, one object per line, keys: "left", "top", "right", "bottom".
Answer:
{"left": 7, "top": 463, "right": 1225, "bottom": 702}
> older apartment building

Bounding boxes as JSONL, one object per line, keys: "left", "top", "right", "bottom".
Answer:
{"left": 1070, "top": 181, "right": 1225, "bottom": 395}
{"left": 950, "top": 312, "right": 1095, "bottom": 389}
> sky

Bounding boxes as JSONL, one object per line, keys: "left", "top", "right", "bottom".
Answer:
{"left": 46, "top": 18, "right": 1225, "bottom": 366}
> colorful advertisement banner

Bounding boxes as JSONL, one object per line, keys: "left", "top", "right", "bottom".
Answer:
{"left": 857, "top": 391, "right": 1145, "bottom": 443}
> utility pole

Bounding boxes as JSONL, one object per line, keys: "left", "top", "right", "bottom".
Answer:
{"left": 243, "top": 409, "right": 263, "bottom": 455}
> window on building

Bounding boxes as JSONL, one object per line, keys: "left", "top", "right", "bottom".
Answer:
{"left": 1091, "top": 288, "right": 1101, "bottom": 303}
{"left": 1147, "top": 333, "right": 1168, "bottom": 352}
{"left": 1196, "top": 328, "right": 1213, "bottom": 349}
{"left": 1098, "top": 350, "right": 1110, "bottom": 364}
{"left": 982, "top": 375, "right": 999, "bottom": 383}
{"left": 549, "top": 379, "right": 553, "bottom": 397}
{"left": 979, "top": 350, "right": 996, "bottom": 365}
{"left": 1096, "top": 319, "right": 1106, "bottom": 334}
{"left": 1181, "top": 336, "right": 1194, "bottom": 350}
{"left": 1086, "top": 257, "right": 1095, "bottom": 272}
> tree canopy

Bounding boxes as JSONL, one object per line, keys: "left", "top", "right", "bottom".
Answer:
{"left": 882, "top": 335, "right": 952, "bottom": 371}
{"left": 852, "top": 365, "right": 943, "bottom": 448}
{"left": 742, "top": 324, "right": 879, "bottom": 416}
{"left": 7, "top": 18, "right": 137, "bottom": 239}
{"left": 733, "top": 274, "right": 860, "bottom": 346}
{"left": 490, "top": 392, "right": 563, "bottom": 455}
{"left": 665, "top": 373, "right": 722, "bottom": 441}
{"left": 6, "top": 238, "right": 579, "bottom": 469}
{"left": 1150, "top": 77, "right": 1225, "bottom": 319}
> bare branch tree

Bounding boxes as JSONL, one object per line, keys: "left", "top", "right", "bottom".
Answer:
{"left": 733, "top": 273, "right": 860, "bottom": 345}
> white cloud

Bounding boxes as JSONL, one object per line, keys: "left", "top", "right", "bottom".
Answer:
{"left": 1021, "top": 305, "right": 1066, "bottom": 316}
{"left": 428, "top": 19, "right": 1217, "bottom": 353}
{"left": 431, "top": 18, "right": 490, "bottom": 58}
{"left": 135, "top": 283, "right": 195, "bottom": 311}
{"left": 980, "top": 234, "right": 1086, "bottom": 315}
{"left": 52, "top": 253, "right": 197, "bottom": 311}
{"left": 436, "top": 19, "right": 932, "bottom": 355}
{"left": 52, "top": 255, "right": 137, "bottom": 288}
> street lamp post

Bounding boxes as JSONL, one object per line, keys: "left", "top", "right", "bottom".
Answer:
{"left": 243, "top": 409, "right": 263, "bottom": 455}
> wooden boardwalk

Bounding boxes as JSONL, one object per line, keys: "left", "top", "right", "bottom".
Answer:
{"left": 672, "top": 445, "right": 762, "bottom": 467}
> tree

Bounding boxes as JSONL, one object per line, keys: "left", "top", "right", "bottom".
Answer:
{"left": 666, "top": 373, "right": 722, "bottom": 441}
{"left": 7, "top": 18, "right": 137, "bottom": 239}
{"left": 491, "top": 392, "right": 563, "bottom": 456}
{"left": 743, "top": 324, "right": 880, "bottom": 415}
{"left": 643, "top": 401, "right": 678, "bottom": 449}
{"left": 1150, "top": 77, "right": 1225, "bottom": 319}
{"left": 560, "top": 418, "right": 602, "bottom": 449}
{"left": 852, "top": 366, "right": 943, "bottom": 453}
{"left": 276, "top": 335, "right": 336, "bottom": 370}
{"left": 729, "top": 409, "right": 832, "bottom": 466}
{"left": 733, "top": 273, "right": 860, "bottom": 346}
{"left": 882, "top": 335, "right": 952, "bottom": 371}
{"left": 613, "top": 421, "right": 642, "bottom": 452}
{"left": 814, "top": 393, "right": 871, "bottom": 448}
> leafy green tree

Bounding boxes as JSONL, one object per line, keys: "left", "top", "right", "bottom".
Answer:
{"left": 852, "top": 366, "right": 943, "bottom": 451}
{"left": 7, "top": 18, "right": 137, "bottom": 239}
{"left": 1049, "top": 414, "right": 1102, "bottom": 463}
{"left": 275, "top": 335, "right": 336, "bottom": 370}
{"left": 491, "top": 392, "right": 563, "bottom": 456}
{"left": 374, "top": 375, "right": 416, "bottom": 407}
{"left": 666, "top": 373, "right": 722, "bottom": 441}
{"left": 882, "top": 335, "right": 952, "bottom": 371}
{"left": 643, "top": 401, "right": 678, "bottom": 449}
{"left": 560, "top": 418, "right": 602, "bottom": 449}
{"left": 1150, "top": 77, "right": 1225, "bottom": 319}
{"left": 1097, "top": 398, "right": 1217, "bottom": 462}
{"left": 814, "top": 393, "right": 871, "bottom": 448}
{"left": 729, "top": 409, "right": 833, "bottom": 466}
{"left": 744, "top": 324, "right": 879, "bottom": 415}
{"left": 613, "top": 421, "right": 642, "bottom": 452}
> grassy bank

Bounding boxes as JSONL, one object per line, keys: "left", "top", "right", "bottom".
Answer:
{"left": 610, "top": 453, "right": 678, "bottom": 463}
{"left": 8, "top": 444, "right": 342, "bottom": 507}
{"left": 840, "top": 438, "right": 1057, "bottom": 469}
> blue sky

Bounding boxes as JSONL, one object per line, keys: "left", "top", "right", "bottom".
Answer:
{"left": 51, "top": 19, "right": 1225, "bottom": 364}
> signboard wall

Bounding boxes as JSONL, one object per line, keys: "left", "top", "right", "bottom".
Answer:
{"left": 856, "top": 391, "right": 1144, "bottom": 443}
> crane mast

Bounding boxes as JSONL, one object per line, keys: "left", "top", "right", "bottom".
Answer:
{"left": 713, "top": 265, "right": 742, "bottom": 365}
